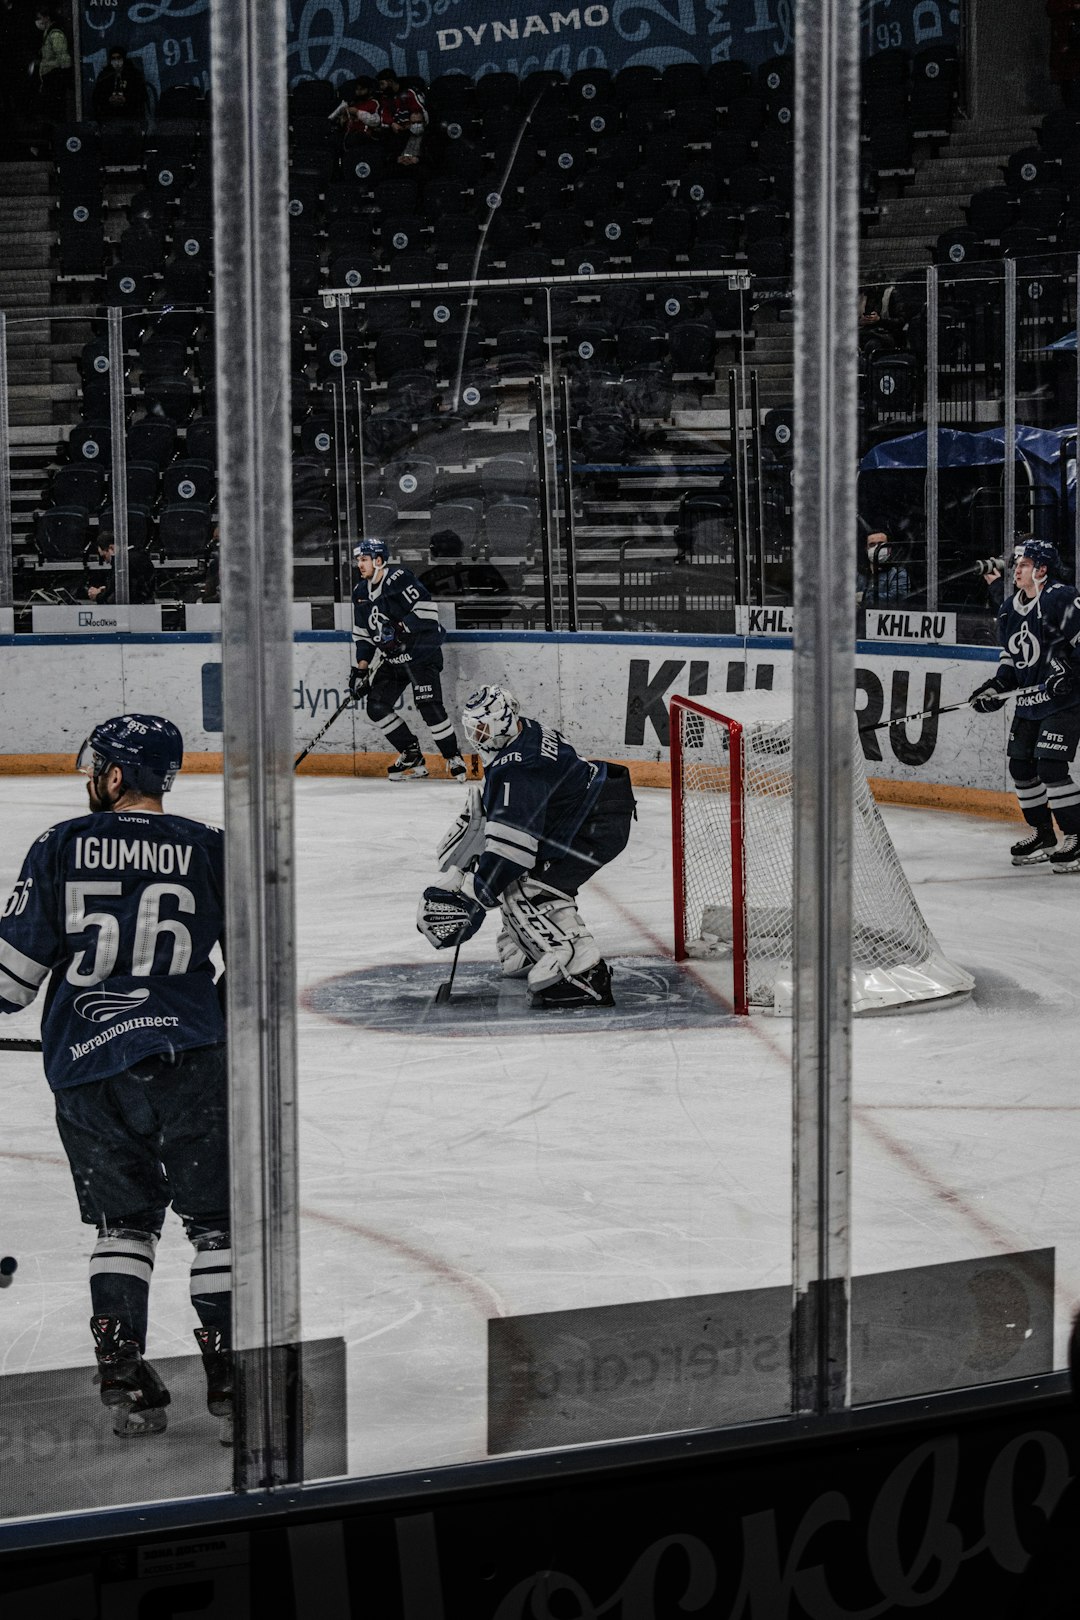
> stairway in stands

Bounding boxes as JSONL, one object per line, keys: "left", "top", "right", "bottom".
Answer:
{"left": 0, "top": 157, "right": 74, "bottom": 574}
{"left": 859, "top": 114, "right": 1042, "bottom": 280}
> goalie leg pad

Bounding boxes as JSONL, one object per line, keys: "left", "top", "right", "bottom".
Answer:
{"left": 496, "top": 922, "right": 533, "bottom": 978}
{"left": 418, "top": 885, "right": 486, "bottom": 949}
{"left": 437, "top": 784, "right": 486, "bottom": 873}
{"left": 500, "top": 878, "right": 601, "bottom": 992}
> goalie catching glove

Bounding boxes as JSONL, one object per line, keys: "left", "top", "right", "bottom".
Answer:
{"left": 418, "top": 882, "right": 487, "bottom": 950}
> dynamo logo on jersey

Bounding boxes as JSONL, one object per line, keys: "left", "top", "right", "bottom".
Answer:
{"left": 73, "top": 987, "right": 152, "bottom": 1024}
{"left": 1008, "top": 619, "right": 1041, "bottom": 669}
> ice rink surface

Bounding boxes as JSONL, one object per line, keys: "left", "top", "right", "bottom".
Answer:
{"left": 0, "top": 772, "right": 1077, "bottom": 1485}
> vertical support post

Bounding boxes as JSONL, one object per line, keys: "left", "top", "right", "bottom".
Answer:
{"left": 1003, "top": 257, "right": 1017, "bottom": 544}
{"left": 558, "top": 374, "right": 578, "bottom": 632}
{"left": 210, "top": 0, "right": 301, "bottom": 1489}
{"left": 70, "top": 0, "right": 84, "bottom": 123}
{"left": 925, "top": 267, "right": 939, "bottom": 611}
{"left": 729, "top": 368, "right": 747, "bottom": 606}
{"left": 335, "top": 305, "right": 355, "bottom": 543}
{"left": 533, "top": 375, "right": 554, "bottom": 633}
{"left": 791, "top": 0, "right": 858, "bottom": 1416}
{"left": 0, "top": 314, "right": 13, "bottom": 623}
{"left": 749, "top": 369, "right": 767, "bottom": 606}
{"left": 1075, "top": 256, "right": 1080, "bottom": 581}
{"left": 353, "top": 378, "right": 366, "bottom": 544}
{"left": 107, "top": 307, "right": 129, "bottom": 609}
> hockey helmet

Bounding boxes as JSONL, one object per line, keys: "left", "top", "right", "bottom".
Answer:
{"left": 1018, "top": 537, "right": 1061, "bottom": 577}
{"left": 76, "top": 714, "right": 183, "bottom": 796}
{"left": 354, "top": 537, "right": 390, "bottom": 566}
{"left": 461, "top": 685, "right": 521, "bottom": 762}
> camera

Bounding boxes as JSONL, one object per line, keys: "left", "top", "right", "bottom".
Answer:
{"left": 971, "top": 556, "right": 1007, "bottom": 577}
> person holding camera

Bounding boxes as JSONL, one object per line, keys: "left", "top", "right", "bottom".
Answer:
{"left": 969, "top": 537, "right": 1080, "bottom": 872}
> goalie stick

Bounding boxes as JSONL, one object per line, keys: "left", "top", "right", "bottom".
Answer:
{"left": 859, "top": 685, "right": 1043, "bottom": 734}
{"left": 434, "top": 940, "right": 462, "bottom": 1005}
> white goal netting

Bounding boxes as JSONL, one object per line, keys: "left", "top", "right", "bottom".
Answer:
{"left": 672, "top": 694, "right": 974, "bottom": 1015}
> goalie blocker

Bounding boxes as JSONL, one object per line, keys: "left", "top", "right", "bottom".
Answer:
{"left": 417, "top": 687, "right": 635, "bottom": 1008}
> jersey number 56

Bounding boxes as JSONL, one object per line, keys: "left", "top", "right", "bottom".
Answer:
{"left": 65, "top": 881, "right": 196, "bottom": 984}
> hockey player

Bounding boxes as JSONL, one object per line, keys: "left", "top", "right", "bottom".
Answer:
{"left": 349, "top": 536, "right": 467, "bottom": 782}
{"left": 417, "top": 686, "right": 636, "bottom": 1007}
{"left": 969, "top": 538, "right": 1080, "bottom": 872}
{"left": 0, "top": 715, "right": 232, "bottom": 1439}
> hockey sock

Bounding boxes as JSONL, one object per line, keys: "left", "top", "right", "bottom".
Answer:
{"left": 1010, "top": 767, "right": 1049, "bottom": 825}
{"left": 370, "top": 706, "right": 417, "bottom": 756}
{"left": 1041, "top": 764, "right": 1080, "bottom": 834}
{"left": 384, "top": 721, "right": 417, "bottom": 756}
{"left": 89, "top": 1228, "right": 158, "bottom": 1352}
{"left": 427, "top": 717, "right": 460, "bottom": 759}
{"left": 188, "top": 1226, "right": 232, "bottom": 1341}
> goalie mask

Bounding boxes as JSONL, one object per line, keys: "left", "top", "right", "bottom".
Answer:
{"left": 461, "top": 685, "right": 520, "bottom": 762}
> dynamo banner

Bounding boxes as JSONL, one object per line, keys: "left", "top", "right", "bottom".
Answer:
{"left": 80, "top": 0, "right": 961, "bottom": 100}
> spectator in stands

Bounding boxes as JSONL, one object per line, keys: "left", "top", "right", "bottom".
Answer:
{"left": 376, "top": 70, "right": 427, "bottom": 165}
{"left": 337, "top": 75, "right": 382, "bottom": 138}
{"left": 857, "top": 531, "right": 910, "bottom": 607}
{"left": 91, "top": 46, "right": 147, "bottom": 122}
{"left": 30, "top": 7, "right": 71, "bottom": 126}
{"left": 84, "top": 531, "right": 157, "bottom": 605}
{"left": 858, "top": 287, "right": 903, "bottom": 358}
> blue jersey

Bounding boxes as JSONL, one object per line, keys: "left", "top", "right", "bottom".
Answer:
{"left": 473, "top": 718, "right": 607, "bottom": 905}
{"left": 351, "top": 565, "right": 444, "bottom": 667}
{"left": 995, "top": 581, "right": 1080, "bottom": 716}
{"left": 0, "top": 810, "right": 225, "bottom": 1091}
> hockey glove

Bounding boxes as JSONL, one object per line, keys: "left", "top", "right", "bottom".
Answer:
{"left": 1045, "top": 666, "right": 1076, "bottom": 703}
{"left": 348, "top": 667, "right": 370, "bottom": 701}
{"left": 417, "top": 885, "right": 486, "bottom": 950}
{"left": 969, "top": 679, "right": 1007, "bottom": 713}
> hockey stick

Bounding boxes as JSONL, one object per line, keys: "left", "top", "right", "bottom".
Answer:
{"left": 294, "top": 651, "right": 383, "bottom": 770}
{"left": 294, "top": 692, "right": 353, "bottom": 770}
{"left": 859, "top": 700, "right": 970, "bottom": 734}
{"left": 435, "top": 941, "right": 462, "bottom": 1005}
{"left": 0, "top": 1037, "right": 42, "bottom": 1051}
{"left": 859, "top": 686, "right": 1043, "bottom": 734}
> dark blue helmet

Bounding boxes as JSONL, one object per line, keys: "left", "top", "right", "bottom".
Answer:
{"left": 354, "top": 537, "right": 389, "bottom": 565}
{"left": 76, "top": 714, "right": 183, "bottom": 796}
{"left": 1018, "top": 538, "right": 1061, "bottom": 577}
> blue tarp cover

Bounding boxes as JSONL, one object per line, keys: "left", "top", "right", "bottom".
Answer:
{"left": 860, "top": 425, "right": 1076, "bottom": 472}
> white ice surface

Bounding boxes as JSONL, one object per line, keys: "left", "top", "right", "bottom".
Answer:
{"left": 0, "top": 775, "right": 1077, "bottom": 1483}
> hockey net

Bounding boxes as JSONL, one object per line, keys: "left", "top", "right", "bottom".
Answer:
{"left": 671, "top": 694, "right": 974, "bottom": 1015}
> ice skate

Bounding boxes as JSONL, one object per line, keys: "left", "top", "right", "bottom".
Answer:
{"left": 387, "top": 744, "right": 428, "bottom": 782}
{"left": 446, "top": 753, "right": 468, "bottom": 782}
{"left": 90, "top": 1316, "right": 170, "bottom": 1438}
{"left": 1010, "top": 826, "right": 1057, "bottom": 866}
{"left": 194, "top": 1326, "right": 234, "bottom": 1446}
{"left": 530, "top": 960, "right": 614, "bottom": 1009}
{"left": 1050, "top": 833, "right": 1080, "bottom": 874}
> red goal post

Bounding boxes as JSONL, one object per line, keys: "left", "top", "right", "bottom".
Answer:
{"left": 671, "top": 694, "right": 750, "bottom": 1013}
{"left": 669, "top": 692, "right": 975, "bottom": 1018}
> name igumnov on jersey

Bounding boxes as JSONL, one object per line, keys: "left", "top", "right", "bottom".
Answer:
{"left": 74, "top": 836, "right": 193, "bottom": 875}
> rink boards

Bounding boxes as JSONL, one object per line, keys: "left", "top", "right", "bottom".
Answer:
{"left": 0, "top": 629, "right": 1010, "bottom": 801}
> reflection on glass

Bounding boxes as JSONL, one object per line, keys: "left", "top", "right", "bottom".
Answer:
{"left": 0, "top": 714, "right": 231, "bottom": 1515}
